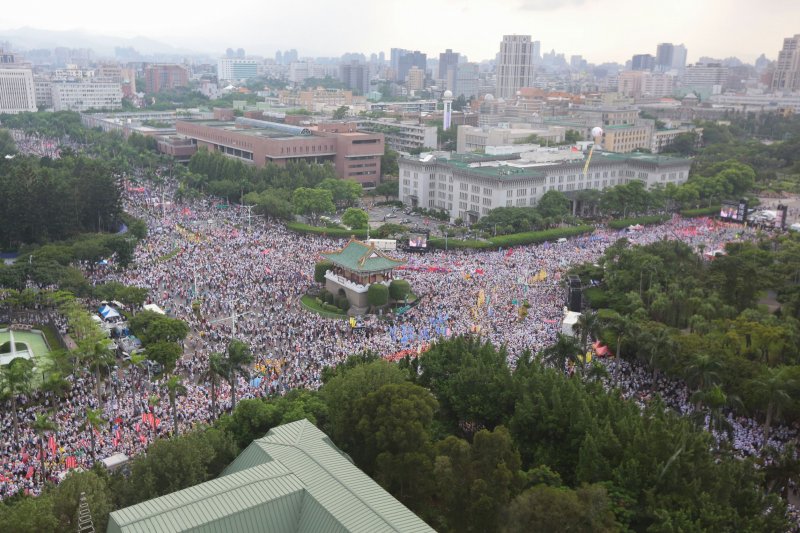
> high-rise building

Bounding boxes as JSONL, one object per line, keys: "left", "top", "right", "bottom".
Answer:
{"left": 390, "top": 48, "right": 409, "bottom": 81}
{"left": 454, "top": 62, "right": 479, "bottom": 99}
{"left": 496, "top": 35, "right": 534, "bottom": 99}
{"left": 0, "top": 49, "right": 37, "bottom": 114}
{"left": 340, "top": 61, "right": 369, "bottom": 95}
{"left": 672, "top": 44, "right": 687, "bottom": 71}
{"left": 655, "top": 43, "right": 675, "bottom": 72}
{"left": 438, "top": 49, "right": 460, "bottom": 80}
{"left": 772, "top": 34, "right": 800, "bottom": 92}
{"left": 631, "top": 54, "right": 655, "bottom": 71}
{"left": 406, "top": 66, "right": 425, "bottom": 91}
{"left": 217, "top": 58, "right": 259, "bottom": 81}
{"left": 144, "top": 64, "right": 189, "bottom": 94}
{"left": 532, "top": 41, "right": 542, "bottom": 64}
{"left": 396, "top": 51, "right": 426, "bottom": 83}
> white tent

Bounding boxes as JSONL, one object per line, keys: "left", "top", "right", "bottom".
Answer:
{"left": 143, "top": 304, "right": 166, "bottom": 315}
{"left": 100, "top": 453, "right": 129, "bottom": 469}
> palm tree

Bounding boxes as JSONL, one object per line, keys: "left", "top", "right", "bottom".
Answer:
{"left": 122, "top": 353, "right": 147, "bottom": 415}
{"left": 684, "top": 353, "right": 723, "bottom": 409}
{"left": 199, "top": 352, "right": 225, "bottom": 421}
{"left": 224, "top": 339, "right": 253, "bottom": 412}
{"left": 166, "top": 375, "right": 187, "bottom": 436}
{"left": 0, "top": 357, "right": 34, "bottom": 439}
{"left": 747, "top": 367, "right": 796, "bottom": 441}
{"left": 80, "top": 337, "right": 116, "bottom": 409}
{"left": 541, "top": 334, "right": 582, "bottom": 373}
{"left": 574, "top": 311, "right": 602, "bottom": 355}
{"left": 32, "top": 411, "right": 58, "bottom": 484}
{"left": 643, "top": 328, "right": 677, "bottom": 378}
{"left": 84, "top": 408, "right": 106, "bottom": 460}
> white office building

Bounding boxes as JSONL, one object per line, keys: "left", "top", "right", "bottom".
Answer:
{"left": 357, "top": 119, "right": 438, "bottom": 152}
{"left": 496, "top": 35, "right": 535, "bottom": 99}
{"left": 217, "top": 58, "right": 259, "bottom": 81}
{"left": 51, "top": 80, "right": 122, "bottom": 111}
{"left": 399, "top": 151, "right": 691, "bottom": 223}
{"left": 0, "top": 68, "right": 37, "bottom": 114}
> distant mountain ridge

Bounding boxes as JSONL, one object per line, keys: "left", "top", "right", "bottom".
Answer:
{"left": 0, "top": 26, "right": 205, "bottom": 58}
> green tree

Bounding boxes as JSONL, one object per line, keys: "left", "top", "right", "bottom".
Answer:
{"left": 1, "top": 357, "right": 35, "bottom": 439}
{"left": 223, "top": 339, "right": 253, "bottom": 412}
{"left": 541, "top": 333, "right": 582, "bottom": 372}
{"left": 83, "top": 407, "right": 106, "bottom": 459}
{"left": 342, "top": 207, "right": 369, "bottom": 229}
{"left": 321, "top": 358, "right": 407, "bottom": 457}
{"left": 535, "top": 190, "right": 571, "bottom": 221}
{"left": 49, "top": 470, "right": 113, "bottom": 532}
{"left": 0, "top": 493, "right": 58, "bottom": 533}
{"left": 128, "top": 311, "right": 189, "bottom": 346}
{"left": 144, "top": 341, "right": 182, "bottom": 376}
{"left": 200, "top": 352, "right": 226, "bottom": 420}
{"left": 746, "top": 366, "right": 797, "bottom": 440}
{"left": 353, "top": 382, "right": 438, "bottom": 506}
{"left": 314, "top": 260, "right": 333, "bottom": 283}
{"left": 332, "top": 105, "right": 349, "bottom": 120}
{"left": 502, "top": 484, "right": 618, "bottom": 533}
{"left": 418, "top": 336, "right": 516, "bottom": 433}
{"left": 166, "top": 375, "right": 188, "bottom": 436}
{"left": 292, "top": 187, "right": 335, "bottom": 224}
{"left": 388, "top": 279, "right": 411, "bottom": 301}
{"left": 32, "top": 411, "right": 58, "bottom": 484}
{"left": 367, "top": 283, "right": 389, "bottom": 309}
{"left": 380, "top": 149, "right": 399, "bottom": 179}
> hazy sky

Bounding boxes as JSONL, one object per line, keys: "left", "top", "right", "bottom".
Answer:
{"left": 1, "top": 0, "right": 797, "bottom": 63}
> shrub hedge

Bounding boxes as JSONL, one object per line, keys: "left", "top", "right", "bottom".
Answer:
{"left": 286, "top": 222, "right": 368, "bottom": 239}
{"left": 489, "top": 225, "right": 594, "bottom": 247}
{"left": 607, "top": 215, "right": 669, "bottom": 230}
{"left": 680, "top": 206, "right": 720, "bottom": 218}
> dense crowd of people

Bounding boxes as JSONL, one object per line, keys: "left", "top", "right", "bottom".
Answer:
{"left": 1, "top": 186, "right": 797, "bottom": 522}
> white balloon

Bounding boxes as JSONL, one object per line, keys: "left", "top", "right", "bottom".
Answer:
{"left": 591, "top": 126, "right": 604, "bottom": 138}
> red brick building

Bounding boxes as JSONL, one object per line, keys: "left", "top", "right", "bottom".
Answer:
{"left": 173, "top": 118, "right": 384, "bottom": 186}
{"left": 144, "top": 64, "right": 189, "bottom": 94}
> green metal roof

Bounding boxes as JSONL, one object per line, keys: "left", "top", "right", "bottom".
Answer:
{"left": 107, "top": 420, "right": 434, "bottom": 533}
{"left": 320, "top": 239, "right": 405, "bottom": 273}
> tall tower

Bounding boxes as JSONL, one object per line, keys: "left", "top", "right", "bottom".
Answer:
{"left": 496, "top": 35, "right": 534, "bottom": 99}
{"left": 443, "top": 90, "right": 453, "bottom": 131}
{"left": 772, "top": 34, "right": 800, "bottom": 92}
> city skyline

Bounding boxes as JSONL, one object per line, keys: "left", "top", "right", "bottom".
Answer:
{"left": 1, "top": 0, "right": 797, "bottom": 64}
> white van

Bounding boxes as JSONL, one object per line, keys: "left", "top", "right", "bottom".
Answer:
{"left": 556, "top": 238, "right": 568, "bottom": 244}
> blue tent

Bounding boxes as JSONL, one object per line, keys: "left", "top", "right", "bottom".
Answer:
{"left": 99, "top": 305, "right": 121, "bottom": 320}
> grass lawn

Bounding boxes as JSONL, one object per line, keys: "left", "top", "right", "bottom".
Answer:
{"left": 300, "top": 295, "right": 348, "bottom": 319}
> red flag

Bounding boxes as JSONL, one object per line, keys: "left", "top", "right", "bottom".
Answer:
{"left": 135, "top": 423, "right": 140, "bottom": 433}
{"left": 48, "top": 435, "right": 57, "bottom": 455}
{"left": 571, "top": 146, "right": 579, "bottom": 152}
{"left": 154, "top": 418, "right": 161, "bottom": 429}
{"left": 25, "top": 467, "right": 34, "bottom": 479}
{"left": 139, "top": 435, "right": 147, "bottom": 443}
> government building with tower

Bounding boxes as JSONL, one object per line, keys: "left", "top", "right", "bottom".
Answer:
{"left": 399, "top": 149, "right": 692, "bottom": 224}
